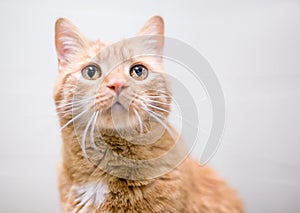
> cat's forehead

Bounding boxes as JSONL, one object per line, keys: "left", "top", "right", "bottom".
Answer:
{"left": 92, "top": 37, "right": 160, "bottom": 70}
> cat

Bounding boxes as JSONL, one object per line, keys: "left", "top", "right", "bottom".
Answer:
{"left": 54, "top": 16, "right": 244, "bottom": 213}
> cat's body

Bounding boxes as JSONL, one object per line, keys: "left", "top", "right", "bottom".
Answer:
{"left": 54, "top": 16, "right": 244, "bottom": 212}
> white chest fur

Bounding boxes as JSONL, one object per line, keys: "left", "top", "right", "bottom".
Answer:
{"left": 71, "top": 182, "right": 109, "bottom": 213}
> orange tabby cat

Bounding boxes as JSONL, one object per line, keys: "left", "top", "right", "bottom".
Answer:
{"left": 54, "top": 16, "right": 244, "bottom": 212}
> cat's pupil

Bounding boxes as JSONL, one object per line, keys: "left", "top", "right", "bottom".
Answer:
{"left": 134, "top": 66, "right": 143, "bottom": 76}
{"left": 87, "top": 67, "right": 96, "bottom": 77}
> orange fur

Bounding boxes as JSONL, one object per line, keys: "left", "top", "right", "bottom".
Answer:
{"left": 54, "top": 16, "right": 244, "bottom": 212}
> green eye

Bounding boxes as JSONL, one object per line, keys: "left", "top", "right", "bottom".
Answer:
{"left": 129, "top": 64, "right": 148, "bottom": 80}
{"left": 81, "top": 64, "right": 101, "bottom": 80}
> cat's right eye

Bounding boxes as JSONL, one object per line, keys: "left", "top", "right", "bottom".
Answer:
{"left": 81, "top": 64, "right": 102, "bottom": 80}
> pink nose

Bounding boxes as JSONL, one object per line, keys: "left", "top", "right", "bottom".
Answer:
{"left": 107, "top": 79, "right": 127, "bottom": 93}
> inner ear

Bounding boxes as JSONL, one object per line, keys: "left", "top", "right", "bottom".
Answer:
{"left": 55, "top": 18, "right": 88, "bottom": 66}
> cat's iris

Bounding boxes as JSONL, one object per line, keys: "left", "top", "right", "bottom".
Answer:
{"left": 81, "top": 64, "right": 102, "bottom": 80}
{"left": 130, "top": 64, "right": 148, "bottom": 80}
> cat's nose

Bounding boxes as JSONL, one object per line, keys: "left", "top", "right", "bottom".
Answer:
{"left": 107, "top": 79, "right": 127, "bottom": 94}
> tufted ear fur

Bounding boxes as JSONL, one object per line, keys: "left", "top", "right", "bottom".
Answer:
{"left": 137, "top": 16, "right": 164, "bottom": 55}
{"left": 55, "top": 18, "right": 88, "bottom": 66}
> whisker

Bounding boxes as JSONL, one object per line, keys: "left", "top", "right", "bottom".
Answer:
{"left": 142, "top": 108, "right": 177, "bottom": 142}
{"left": 142, "top": 95, "right": 171, "bottom": 98}
{"left": 90, "top": 111, "right": 100, "bottom": 150}
{"left": 57, "top": 105, "right": 85, "bottom": 115}
{"left": 144, "top": 107, "right": 166, "bottom": 120}
{"left": 58, "top": 103, "right": 87, "bottom": 110}
{"left": 145, "top": 89, "right": 169, "bottom": 95}
{"left": 55, "top": 96, "right": 94, "bottom": 103}
{"left": 60, "top": 106, "right": 92, "bottom": 130}
{"left": 56, "top": 97, "right": 94, "bottom": 109}
{"left": 55, "top": 98, "right": 82, "bottom": 104}
{"left": 146, "top": 103, "right": 181, "bottom": 119}
{"left": 143, "top": 99, "right": 173, "bottom": 106}
{"left": 146, "top": 103, "right": 170, "bottom": 114}
{"left": 133, "top": 109, "right": 143, "bottom": 134}
{"left": 146, "top": 103, "right": 197, "bottom": 129}
{"left": 81, "top": 112, "right": 96, "bottom": 159}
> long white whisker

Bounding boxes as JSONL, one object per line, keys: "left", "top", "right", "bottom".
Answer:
{"left": 56, "top": 98, "right": 94, "bottom": 109}
{"left": 56, "top": 96, "right": 94, "bottom": 103}
{"left": 144, "top": 107, "right": 165, "bottom": 120}
{"left": 60, "top": 107, "right": 91, "bottom": 130}
{"left": 155, "top": 89, "right": 170, "bottom": 94}
{"left": 57, "top": 102, "right": 87, "bottom": 109}
{"left": 146, "top": 103, "right": 170, "bottom": 114}
{"left": 81, "top": 112, "right": 96, "bottom": 159}
{"left": 145, "top": 89, "right": 169, "bottom": 95}
{"left": 142, "top": 108, "right": 177, "bottom": 142}
{"left": 142, "top": 95, "right": 171, "bottom": 98}
{"left": 133, "top": 109, "right": 143, "bottom": 134}
{"left": 147, "top": 103, "right": 196, "bottom": 129}
{"left": 144, "top": 99, "right": 172, "bottom": 106}
{"left": 146, "top": 102, "right": 184, "bottom": 122}
{"left": 90, "top": 111, "right": 99, "bottom": 150}
{"left": 55, "top": 97, "right": 93, "bottom": 104}
{"left": 57, "top": 105, "right": 85, "bottom": 114}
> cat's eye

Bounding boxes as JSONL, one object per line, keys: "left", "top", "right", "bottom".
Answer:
{"left": 129, "top": 64, "right": 148, "bottom": 81}
{"left": 81, "top": 64, "right": 102, "bottom": 80}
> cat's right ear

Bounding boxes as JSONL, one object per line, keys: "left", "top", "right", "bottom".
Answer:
{"left": 55, "top": 18, "right": 87, "bottom": 66}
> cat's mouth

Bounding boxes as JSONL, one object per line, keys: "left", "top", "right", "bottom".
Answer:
{"left": 111, "top": 101, "right": 125, "bottom": 110}
{"left": 107, "top": 100, "right": 127, "bottom": 113}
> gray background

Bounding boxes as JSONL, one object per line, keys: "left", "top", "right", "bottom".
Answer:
{"left": 0, "top": 0, "right": 300, "bottom": 212}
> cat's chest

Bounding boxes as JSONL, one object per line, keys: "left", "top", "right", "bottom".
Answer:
{"left": 71, "top": 182, "right": 109, "bottom": 212}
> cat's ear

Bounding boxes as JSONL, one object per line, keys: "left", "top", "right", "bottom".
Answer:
{"left": 55, "top": 18, "right": 87, "bottom": 66}
{"left": 138, "top": 16, "right": 164, "bottom": 36}
{"left": 137, "top": 16, "right": 164, "bottom": 54}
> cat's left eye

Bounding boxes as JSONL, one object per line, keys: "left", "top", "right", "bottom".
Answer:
{"left": 81, "top": 64, "right": 102, "bottom": 80}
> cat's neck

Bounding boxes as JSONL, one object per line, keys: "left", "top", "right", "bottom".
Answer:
{"left": 60, "top": 125, "right": 183, "bottom": 184}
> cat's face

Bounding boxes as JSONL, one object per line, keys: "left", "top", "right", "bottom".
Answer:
{"left": 54, "top": 16, "right": 171, "bottom": 133}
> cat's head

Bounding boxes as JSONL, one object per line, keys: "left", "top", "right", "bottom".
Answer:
{"left": 54, "top": 16, "right": 171, "bottom": 135}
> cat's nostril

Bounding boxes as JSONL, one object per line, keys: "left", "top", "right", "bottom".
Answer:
{"left": 108, "top": 85, "right": 116, "bottom": 90}
{"left": 107, "top": 81, "right": 127, "bottom": 93}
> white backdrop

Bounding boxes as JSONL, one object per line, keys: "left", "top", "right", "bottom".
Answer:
{"left": 0, "top": 1, "right": 299, "bottom": 212}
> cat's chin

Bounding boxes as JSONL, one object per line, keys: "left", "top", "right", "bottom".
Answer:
{"left": 110, "top": 102, "right": 126, "bottom": 113}
{"left": 97, "top": 111, "right": 138, "bottom": 130}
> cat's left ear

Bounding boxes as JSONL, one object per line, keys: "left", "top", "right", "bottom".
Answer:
{"left": 137, "top": 16, "right": 164, "bottom": 55}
